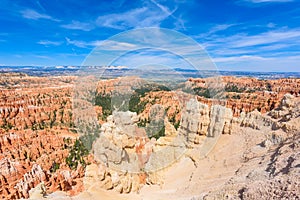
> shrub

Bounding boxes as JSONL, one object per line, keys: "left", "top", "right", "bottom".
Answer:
{"left": 225, "top": 84, "right": 245, "bottom": 93}
{"left": 50, "top": 162, "right": 60, "bottom": 173}
{"left": 146, "top": 120, "right": 165, "bottom": 140}
{"left": 174, "top": 121, "right": 180, "bottom": 130}
{"left": 66, "top": 138, "right": 89, "bottom": 170}
{"left": 95, "top": 94, "right": 112, "bottom": 120}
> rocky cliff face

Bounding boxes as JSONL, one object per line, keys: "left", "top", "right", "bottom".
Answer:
{"left": 178, "top": 99, "right": 232, "bottom": 144}
{"left": 177, "top": 97, "right": 270, "bottom": 146}
{"left": 88, "top": 111, "right": 161, "bottom": 193}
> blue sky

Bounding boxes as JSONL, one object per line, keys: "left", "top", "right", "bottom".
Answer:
{"left": 0, "top": 0, "right": 300, "bottom": 72}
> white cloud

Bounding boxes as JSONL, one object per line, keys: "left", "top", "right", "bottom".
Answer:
{"left": 196, "top": 26, "right": 300, "bottom": 72}
{"left": 215, "top": 55, "right": 300, "bottom": 72}
{"left": 246, "top": 0, "right": 294, "bottom": 3}
{"left": 209, "top": 48, "right": 255, "bottom": 56}
{"left": 212, "top": 55, "right": 268, "bottom": 62}
{"left": 65, "top": 38, "right": 137, "bottom": 50}
{"left": 34, "top": 55, "right": 51, "bottom": 59}
{"left": 102, "top": 41, "right": 137, "bottom": 50}
{"left": 20, "top": 9, "right": 60, "bottom": 21}
{"left": 231, "top": 29, "right": 300, "bottom": 48}
{"left": 61, "top": 4, "right": 176, "bottom": 31}
{"left": 94, "top": 1, "right": 184, "bottom": 30}
{"left": 96, "top": 5, "right": 174, "bottom": 29}
{"left": 208, "top": 24, "right": 236, "bottom": 34}
{"left": 150, "top": 0, "right": 186, "bottom": 30}
{"left": 65, "top": 37, "right": 93, "bottom": 48}
{"left": 38, "top": 40, "right": 62, "bottom": 46}
{"left": 61, "top": 21, "right": 94, "bottom": 31}
{"left": 173, "top": 15, "right": 186, "bottom": 30}
{"left": 201, "top": 28, "right": 300, "bottom": 52}
{"left": 150, "top": 0, "right": 175, "bottom": 16}
{"left": 258, "top": 43, "right": 291, "bottom": 51}
{"left": 197, "top": 24, "right": 237, "bottom": 38}
{"left": 236, "top": 0, "right": 294, "bottom": 8}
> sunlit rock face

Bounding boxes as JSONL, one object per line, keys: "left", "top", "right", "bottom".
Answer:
{"left": 178, "top": 99, "right": 234, "bottom": 145}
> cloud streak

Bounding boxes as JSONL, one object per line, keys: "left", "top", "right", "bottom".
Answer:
{"left": 150, "top": 0, "right": 186, "bottom": 30}
{"left": 196, "top": 25, "right": 300, "bottom": 71}
{"left": 61, "top": 21, "right": 94, "bottom": 31}
{"left": 96, "top": 3, "right": 175, "bottom": 29}
{"left": 20, "top": 9, "right": 60, "bottom": 21}
{"left": 37, "top": 40, "right": 62, "bottom": 46}
{"left": 62, "top": 1, "right": 181, "bottom": 31}
{"left": 202, "top": 28, "right": 300, "bottom": 52}
{"left": 197, "top": 24, "right": 237, "bottom": 38}
{"left": 65, "top": 37, "right": 140, "bottom": 51}
{"left": 65, "top": 37, "right": 97, "bottom": 48}
{"left": 231, "top": 29, "right": 300, "bottom": 47}
{"left": 245, "top": 0, "right": 294, "bottom": 3}
{"left": 212, "top": 55, "right": 269, "bottom": 62}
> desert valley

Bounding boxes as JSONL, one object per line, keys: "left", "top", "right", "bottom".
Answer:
{"left": 0, "top": 71, "right": 299, "bottom": 199}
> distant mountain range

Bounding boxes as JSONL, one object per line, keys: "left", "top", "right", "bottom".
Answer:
{"left": 1, "top": 66, "right": 300, "bottom": 79}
